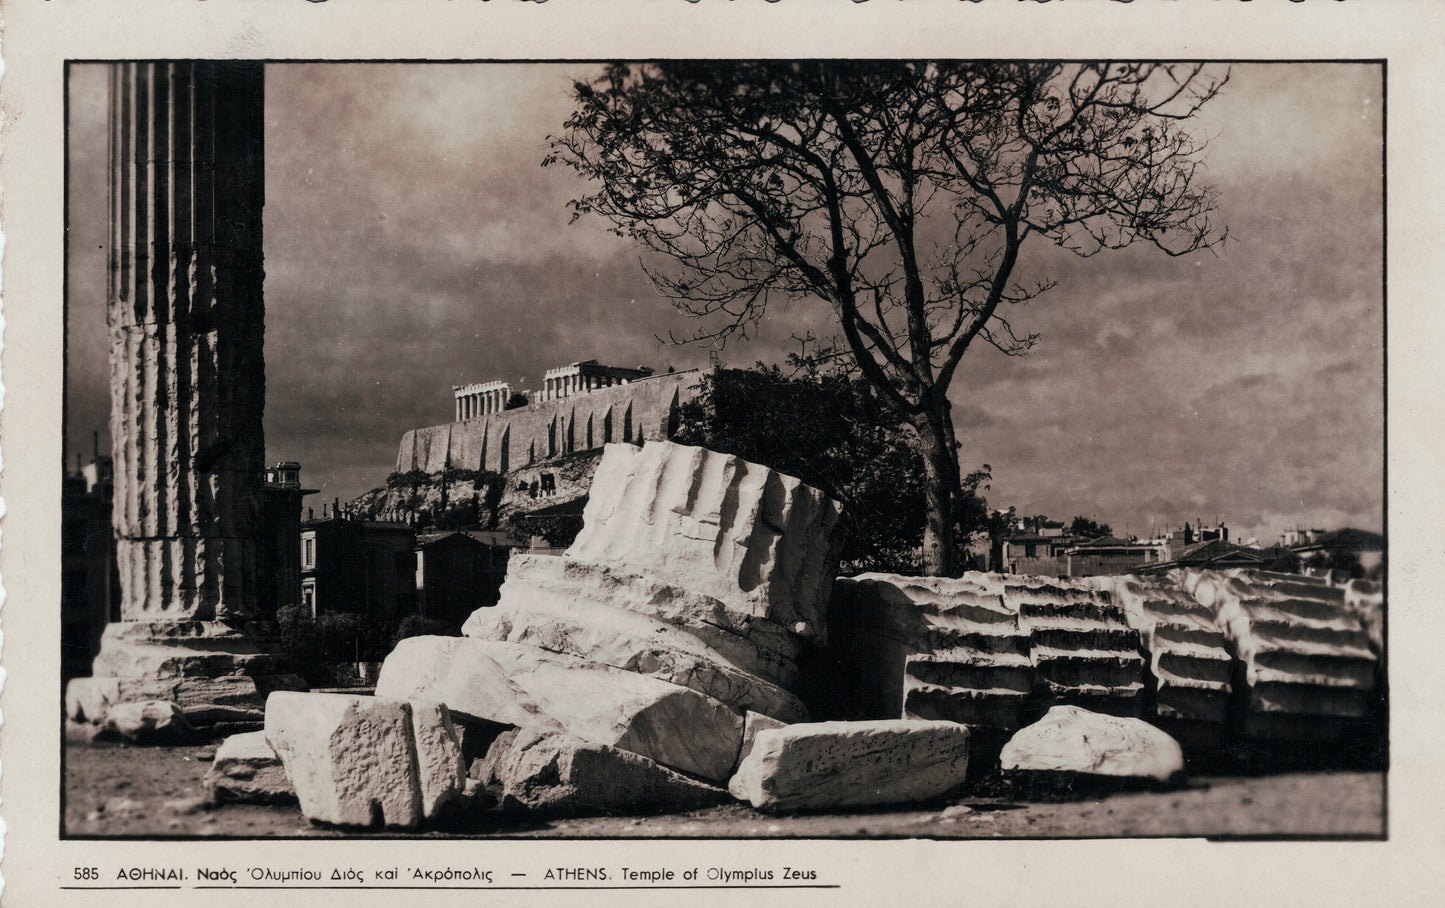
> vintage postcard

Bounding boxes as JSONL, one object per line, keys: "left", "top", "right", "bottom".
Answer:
{"left": 3, "top": 0, "right": 1442, "bottom": 904}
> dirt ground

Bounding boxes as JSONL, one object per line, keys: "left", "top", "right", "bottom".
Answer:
{"left": 63, "top": 737, "right": 1385, "bottom": 840}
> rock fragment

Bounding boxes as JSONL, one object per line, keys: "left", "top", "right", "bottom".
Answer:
{"left": 487, "top": 727, "right": 731, "bottom": 816}
{"left": 204, "top": 731, "right": 295, "bottom": 804}
{"left": 104, "top": 699, "right": 193, "bottom": 744}
{"left": 727, "top": 719, "right": 970, "bottom": 812}
{"left": 376, "top": 636, "right": 744, "bottom": 782}
{"left": 1001, "top": 705, "right": 1184, "bottom": 783}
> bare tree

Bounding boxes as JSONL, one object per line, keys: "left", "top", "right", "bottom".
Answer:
{"left": 547, "top": 62, "right": 1227, "bottom": 575}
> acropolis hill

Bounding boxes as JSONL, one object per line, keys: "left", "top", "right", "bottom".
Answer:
{"left": 395, "top": 361, "right": 702, "bottom": 476}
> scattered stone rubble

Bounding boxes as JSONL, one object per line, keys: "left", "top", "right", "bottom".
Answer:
{"left": 255, "top": 442, "right": 848, "bottom": 826}
{"left": 374, "top": 636, "right": 745, "bottom": 783}
{"left": 137, "top": 442, "right": 1383, "bottom": 827}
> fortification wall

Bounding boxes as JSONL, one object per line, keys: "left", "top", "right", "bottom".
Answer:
{"left": 396, "top": 369, "right": 701, "bottom": 475}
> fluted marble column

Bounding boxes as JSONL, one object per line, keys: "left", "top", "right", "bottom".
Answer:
{"left": 108, "top": 61, "right": 266, "bottom": 622}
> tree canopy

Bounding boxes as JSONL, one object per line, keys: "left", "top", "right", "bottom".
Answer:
{"left": 549, "top": 61, "right": 1226, "bottom": 574}
{"left": 672, "top": 365, "right": 992, "bottom": 574}
{"left": 1068, "top": 516, "right": 1114, "bottom": 539}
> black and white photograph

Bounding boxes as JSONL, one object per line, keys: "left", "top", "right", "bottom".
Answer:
{"left": 59, "top": 57, "right": 1386, "bottom": 839}
{"left": 4, "top": 1, "right": 1443, "bottom": 904}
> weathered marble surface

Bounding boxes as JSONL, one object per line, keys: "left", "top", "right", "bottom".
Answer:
{"left": 1005, "top": 575, "right": 1146, "bottom": 717}
{"left": 1090, "top": 575, "right": 1232, "bottom": 726}
{"left": 377, "top": 636, "right": 744, "bottom": 783}
{"left": 829, "top": 573, "right": 1030, "bottom": 728}
{"left": 1001, "top": 705, "right": 1184, "bottom": 782}
{"left": 67, "top": 622, "right": 305, "bottom": 724}
{"left": 727, "top": 719, "right": 970, "bottom": 812}
{"left": 264, "top": 693, "right": 465, "bottom": 828}
{"left": 467, "top": 562, "right": 806, "bottom": 720}
{"left": 1180, "top": 569, "right": 1377, "bottom": 739}
{"left": 204, "top": 731, "right": 295, "bottom": 804}
{"left": 485, "top": 727, "right": 731, "bottom": 816}
{"left": 568, "top": 442, "right": 844, "bottom": 644}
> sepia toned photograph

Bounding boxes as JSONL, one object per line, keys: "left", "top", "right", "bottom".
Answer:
{"left": 57, "top": 58, "right": 1387, "bottom": 844}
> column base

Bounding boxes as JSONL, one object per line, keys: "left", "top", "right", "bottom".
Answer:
{"left": 65, "top": 621, "right": 307, "bottom": 727}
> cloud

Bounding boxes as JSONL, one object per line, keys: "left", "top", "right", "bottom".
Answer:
{"left": 65, "top": 62, "right": 1385, "bottom": 541}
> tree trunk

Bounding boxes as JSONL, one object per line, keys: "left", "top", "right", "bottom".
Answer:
{"left": 914, "top": 405, "right": 962, "bottom": 576}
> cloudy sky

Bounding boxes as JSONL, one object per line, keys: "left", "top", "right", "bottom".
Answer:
{"left": 66, "top": 62, "right": 1383, "bottom": 546}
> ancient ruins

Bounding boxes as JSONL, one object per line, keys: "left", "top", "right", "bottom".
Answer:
{"left": 187, "top": 441, "right": 1387, "bottom": 826}
{"left": 66, "top": 61, "right": 303, "bottom": 730}
{"left": 65, "top": 63, "right": 1386, "bottom": 832}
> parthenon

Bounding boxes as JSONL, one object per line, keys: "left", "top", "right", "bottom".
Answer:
{"left": 540, "top": 360, "right": 653, "bottom": 400}
{"left": 453, "top": 380, "right": 512, "bottom": 421}
{"left": 453, "top": 360, "right": 654, "bottom": 420}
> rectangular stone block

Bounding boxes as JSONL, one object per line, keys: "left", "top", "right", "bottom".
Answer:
{"left": 264, "top": 692, "right": 465, "bottom": 828}
{"left": 266, "top": 693, "right": 423, "bottom": 827}
{"left": 727, "top": 719, "right": 970, "bottom": 812}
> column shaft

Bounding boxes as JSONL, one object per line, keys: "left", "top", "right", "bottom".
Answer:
{"left": 108, "top": 61, "right": 266, "bottom": 622}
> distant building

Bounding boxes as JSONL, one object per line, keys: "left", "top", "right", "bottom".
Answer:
{"left": 1001, "top": 532, "right": 1079, "bottom": 576}
{"left": 1064, "top": 535, "right": 1167, "bottom": 578}
{"left": 1137, "top": 537, "right": 1268, "bottom": 575}
{"left": 300, "top": 516, "right": 416, "bottom": 621}
{"left": 414, "top": 530, "right": 518, "bottom": 628}
{"left": 261, "top": 462, "right": 318, "bottom": 617}
{"left": 1281, "top": 527, "right": 1329, "bottom": 548}
{"left": 1291, "top": 527, "right": 1386, "bottom": 578}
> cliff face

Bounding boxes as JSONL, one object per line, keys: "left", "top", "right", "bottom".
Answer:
{"left": 348, "top": 449, "right": 606, "bottom": 531}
